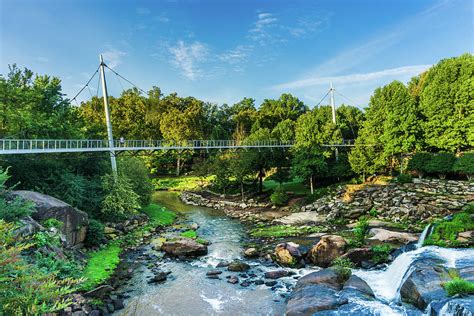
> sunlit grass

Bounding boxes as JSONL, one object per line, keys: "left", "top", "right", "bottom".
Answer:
{"left": 142, "top": 203, "right": 176, "bottom": 226}
{"left": 82, "top": 242, "right": 121, "bottom": 290}
{"left": 152, "top": 175, "right": 215, "bottom": 191}
{"left": 263, "top": 177, "right": 309, "bottom": 195}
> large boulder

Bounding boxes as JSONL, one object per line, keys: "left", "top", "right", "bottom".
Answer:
{"left": 227, "top": 260, "right": 250, "bottom": 272}
{"left": 368, "top": 228, "right": 418, "bottom": 244}
{"left": 400, "top": 259, "right": 450, "bottom": 310}
{"left": 274, "top": 242, "right": 301, "bottom": 266}
{"left": 341, "top": 248, "right": 374, "bottom": 267}
{"left": 11, "top": 190, "right": 88, "bottom": 246}
{"left": 308, "top": 235, "right": 347, "bottom": 267}
{"left": 161, "top": 238, "right": 208, "bottom": 257}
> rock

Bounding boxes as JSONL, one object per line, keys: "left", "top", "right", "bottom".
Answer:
{"left": 295, "top": 268, "right": 344, "bottom": 291}
{"left": 11, "top": 190, "right": 88, "bottom": 246}
{"left": 190, "top": 223, "right": 199, "bottom": 230}
{"left": 227, "top": 260, "right": 250, "bottom": 272}
{"left": 341, "top": 248, "right": 373, "bottom": 267}
{"left": 240, "top": 281, "right": 251, "bottom": 287}
{"left": 265, "top": 281, "right": 277, "bottom": 287}
{"left": 457, "top": 231, "right": 474, "bottom": 245}
{"left": 216, "top": 261, "right": 229, "bottom": 268}
{"left": 274, "top": 212, "right": 326, "bottom": 226}
{"left": 286, "top": 285, "right": 347, "bottom": 315}
{"left": 83, "top": 285, "right": 114, "bottom": 298}
{"left": 308, "top": 235, "right": 347, "bottom": 267}
{"left": 265, "top": 270, "right": 289, "bottom": 279}
{"left": 161, "top": 238, "right": 208, "bottom": 257}
{"left": 254, "top": 279, "right": 264, "bottom": 285}
{"left": 112, "top": 299, "right": 124, "bottom": 310}
{"left": 150, "top": 237, "right": 166, "bottom": 251}
{"left": 343, "top": 275, "right": 374, "bottom": 297}
{"left": 13, "top": 216, "right": 43, "bottom": 238}
{"left": 243, "top": 247, "right": 259, "bottom": 258}
{"left": 207, "top": 274, "right": 220, "bottom": 279}
{"left": 148, "top": 271, "right": 170, "bottom": 283}
{"left": 206, "top": 270, "right": 222, "bottom": 276}
{"left": 274, "top": 242, "right": 301, "bottom": 266}
{"left": 104, "top": 226, "right": 120, "bottom": 234}
{"left": 368, "top": 228, "right": 418, "bottom": 244}
{"left": 227, "top": 276, "right": 239, "bottom": 284}
{"left": 439, "top": 298, "right": 474, "bottom": 316}
{"left": 400, "top": 259, "right": 450, "bottom": 310}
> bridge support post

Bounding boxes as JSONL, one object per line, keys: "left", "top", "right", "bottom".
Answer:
{"left": 99, "top": 55, "right": 117, "bottom": 175}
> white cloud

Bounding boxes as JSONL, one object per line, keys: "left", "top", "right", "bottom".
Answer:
{"left": 218, "top": 45, "right": 253, "bottom": 72}
{"left": 154, "top": 13, "right": 169, "bottom": 23}
{"left": 271, "top": 65, "right": 431, "bottom": 90}
{"left": 101, "top": 49, "right": 127, "bottom": 69}
{"left": 169, "top": 41, "right": 208, "bottom": 80}
{"left": 249, "top": 12, "right": 279, "bottom": 45}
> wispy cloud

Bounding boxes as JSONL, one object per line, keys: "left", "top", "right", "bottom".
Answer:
{"left": 218, "top": 45, "right": 253, "bottom": 72}
{"left": 248, "top": 12, "right": 281, "bottom": 45}
{"left": 35, "top": 56, "right": 49, "bottom": 63}
{"left": 271, "top": 65, "right": 431, "bottom": 90}
{"left": 101, "top": 49, "right": 127, "bottom": 69}
{"left": 154, "top": 13, "right": 169, "bottom": 23}
{"left": 169, "top": 40, "right": 209, "bottom": 80}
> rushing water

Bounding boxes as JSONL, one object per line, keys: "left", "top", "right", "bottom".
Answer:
{"left": 117, "top": 192, "right": 288, "bottom": 316}
{"left": 118, "top": 193, "right": 473, "bottom": 316}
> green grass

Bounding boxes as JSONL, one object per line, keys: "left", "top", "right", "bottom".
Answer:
{"left": 81, "top": 242, "right": 121, "bottom": 290}
{"left": 142, "top": 203, "right": 176, "bottom": 226}
{"left": 263, "top": 177, "right": 309, "bottom": 195}
{"left": 152, "top": 176, "right": 214, "bottom": 191}
{"left": 424, "top": 205, "right": 474, "bottom": 247}
{"left": 443, "top": 277, "right": 474, "bottom": 296}
{"left": 250, "top": 225, "right": 324, "bottom": 238}
{"left": 180, "top": 230, "right": 197, "bottom": 238}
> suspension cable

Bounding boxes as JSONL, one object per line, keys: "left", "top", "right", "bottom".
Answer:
{"left": 70, "top": 65, "right": 100, "bottom": 102}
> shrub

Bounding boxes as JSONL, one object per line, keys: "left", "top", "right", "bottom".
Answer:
{"left": 118, "top": 157, "right": 153, "bottom": 206}
{"left": 0, "top": 220, "right": 81, "bottom": 314}
{"left": 331, "top": 257, "right": 353, "bottom": 281}
{"left": 352, "top": 217, "right": 370, "bottom": 246}
{"left": 0, "top": 167, "right": 34, "bottom": 222}
{"left": 34, "top": 252, "right": 83, "bottom": 279}
{"left": 453, "top": 153, "right": 474, "bottom": 180}
{"left": 368, "top": 208, "right": 378, "bottom": 217}
{"left": 270, "top": 189, "right": 289, "bottom": 206}
{"left": 425, "top": 153, "right": 456, "bottom": 179}
{"left": 407, "top": 152, "right": 431, "bottom": 178}
{"left": 34, "top": 231, "right": 61, "bottom": 248}
{"left": 443, "top": 277, "right": 474, "bottom": 296}
{"left": 42, "top": 218, "right": 63, "bottom": 229}
{"left": 396, "top": 173, "right": 413, "bottom": 184}
{"left": 424, "top": 210, "right": 474, "bottom": 247}
{"left": 85, "top": 219, "right": 105, "bottom": 247}
{"left": 101, "top": 173, "right": 141, "bottom": 221}
{"left": 371, "top": 245, "right": 392, "bottom": 264}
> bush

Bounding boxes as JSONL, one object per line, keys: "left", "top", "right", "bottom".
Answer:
{"left": 453, "top": 153, "right": 474, "bottom": 180}
{"left": 371, "top": 245, "right": 392, "bottom": 264}
{"left": 425, "top": 152, "right": 456, "bottom": 179}
{"left": 350, "top": 217, "right": 370, "bottom": 247}
{"left": 34, "top": 252, "right": 83, "bottom": 279}
{"left": 0, "top": 220, "right": 81, "bottom": 314}
{"left": 331, "top": 257, "right": 353, "bottom": 281}
{"left": 407, "top": 152, "right": 431, "bottom": 177}
{"left": 0, "top": 167, "right": 34, "bottom": 222}
{"left": 101, "top": 173, "right": 141, "bottom": 221}
{"left": 443, "top": 277, "right": 474, "bottom": 296}
{"left": 424, "top": 210, "right": 474, "bottom": 247}
{"left": 270, "top": 188, "right": 289, "bottom": 206}
{"left": 396, "top": 173, "right": 413, "bottom": 184}
{"left": 42, "top": 218, "right": 63, "bottom": 229}
{"left": 119, "top": 157, "right": 153, "bottom": 206}
{"left": 85, "top": 219, "right": 105, "bottom": 247}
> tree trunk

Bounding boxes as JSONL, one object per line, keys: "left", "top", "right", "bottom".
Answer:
{"left": 176, "top": 155, "right": 181, "bottom": 176}
{"left": 258, "top": 168, "right": 264, "bottom": 193}
{"left": 240, "top": 181, "right": 244, "bottom": 201}
{"left": 400, "top": 153, "right": 404, "bottom": 174}
{"left": 310, "top": 175, "right": 314, "bottom": 195}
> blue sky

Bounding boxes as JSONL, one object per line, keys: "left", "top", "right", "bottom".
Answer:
{"left": 1, "top": 0, "right": 472, "bottom": 108}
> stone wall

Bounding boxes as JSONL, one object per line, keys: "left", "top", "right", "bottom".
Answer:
{"left": 302, "top": 179, "right": 473, "bottom": 223}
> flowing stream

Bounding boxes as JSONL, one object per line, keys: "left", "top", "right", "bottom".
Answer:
{"left": 118, "top": 192, "right": 473, "bottom": 316}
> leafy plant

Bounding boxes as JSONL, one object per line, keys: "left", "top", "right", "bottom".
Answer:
{"left": 181, "top": 230, "right": 197, "bottom": 238}
{"left": 42, "top": 218, "right": 63, "bottom": 229}
{"left": 0, "top": 220, "right": 81, "bottom": 315}
{"left": 331, "top": 257, "right": 353, "bottom": 281}
{"left": 368, "top": 208, "right": 378, "bottom": 217}
{"left": 407, "top": 152, "right": 431, "bottom": 178}
{"left": 118, "top": 157, "right": 153, "bottom": 206}
{"left": 371, "top": 245, "right": 392, "bottom": 264}
{"left": 34, "top": 252, "right": 83, "bottom": 279}
{"left": 101, "top": 173, "right": 141, "bottom": 221}
{"left": 453, "top": 153, "right": 474, "bottom": 181}
{"left": 425, "top": 152, "right": 456, "bottom": 179}
{"left": 443, "top": 277, "right": 474, "bottom": 296}
{"left": 0, "top": 167, "right": 34, "bottom": 222}
{"left": 396, "top": 173, "right": 413, "bottom": 184}
{"left": 351, "top": 217, "right": 370, "bottom": 247}
{"left": 34, "top": 231, "right": 61, "bottom": 248}
{"left": 85, "top": 219, "right": 105, "bottom": 247}
{"left": 270, "top": 188, "right": 289, "bottom": 206}
{"left": 424, "top": 209, "right": 474, "bottom": 247}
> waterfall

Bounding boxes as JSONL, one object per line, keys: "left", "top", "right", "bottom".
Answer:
{"left": 354, "top": 246, "right": 474, "bottom": 303}
{"left": 416, "top": 224, "right": 432, "bottom": 248}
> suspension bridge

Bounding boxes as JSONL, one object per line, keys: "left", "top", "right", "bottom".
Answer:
{"left": 1, "top": 55, "right": 361, "bottom": 172}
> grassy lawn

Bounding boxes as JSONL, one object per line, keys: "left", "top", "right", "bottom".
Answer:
{"left": 142, "top": 203, "right": 176, "bottom": 226}
{"left": 263, "top": 177, "right": 309, "bottom": 195}
{"left": 152, "top": 175, "right": 214, "bottom": 191}
{"left": 81, "top": 242, "right": 121, "bottom": 290}
{"left": 250, "top": 225, "right": 324, "bottom": 238}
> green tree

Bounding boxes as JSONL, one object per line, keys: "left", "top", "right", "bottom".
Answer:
{"left": 118, "top": 157, "right": 153, "bottom": 206}
{"left": 418, "top": 53, "right": 474, "bottom": 152}
{"left": 291, "top": 147, "right": 327, "bottom": 194}
{"left": 453, "top": 153, "right": 474, "bottom": 180}
{"left": 0, "top": 167, "right": 33, "bottom": 222}
{"left": 101, "top": 173, "right": 140, "bottom": 221}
